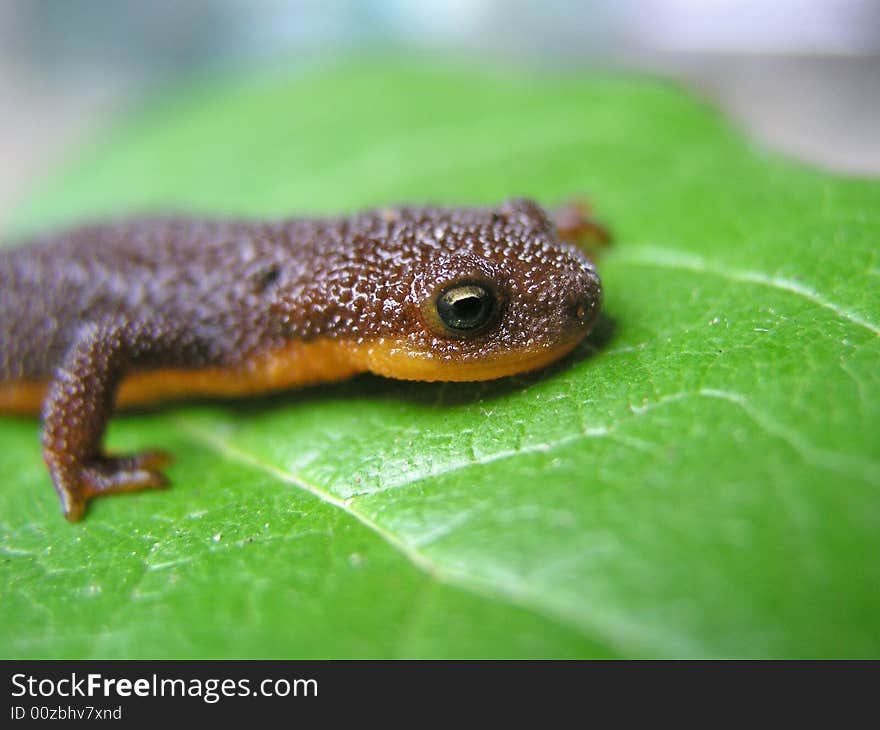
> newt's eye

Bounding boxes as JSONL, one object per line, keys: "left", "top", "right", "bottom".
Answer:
{"left": 434, "top": 281, "right": 498, "bottom": 334}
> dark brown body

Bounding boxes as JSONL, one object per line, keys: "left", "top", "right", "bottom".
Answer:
{"left": 0, "top": 199, "right": 604, "bottom": 520}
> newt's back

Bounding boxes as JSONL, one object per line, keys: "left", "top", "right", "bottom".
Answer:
{"left": 0, "top": 218, "right": 287, "bottom": 382}
{"left": 0, "top": 238, "right": 87, "bottom": 381}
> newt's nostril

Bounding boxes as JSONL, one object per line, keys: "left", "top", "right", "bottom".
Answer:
{"left": 570, "top": 287, "right": 599, "bottom": 329}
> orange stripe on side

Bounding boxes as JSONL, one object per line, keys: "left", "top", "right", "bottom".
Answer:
{"left": 0, "top": 338, "right": 364, "bottom": 415}
{"left": 0, "top": 332, "right": 586, "bottom": 416}
{"left": 346, "top": 332, "right": 586, "bottom": 382}
{"left": 0, "top": 380, "right": 47, "bottom": 414}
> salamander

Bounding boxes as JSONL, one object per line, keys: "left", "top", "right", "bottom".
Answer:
{"left": 0, "top": 198, "right": 605, "bottom": 521}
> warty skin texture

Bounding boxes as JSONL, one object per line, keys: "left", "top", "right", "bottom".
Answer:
{"left": 0, "top": 198, "right": 603, "bottom": 520}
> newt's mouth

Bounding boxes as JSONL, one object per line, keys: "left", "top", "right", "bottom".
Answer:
{"left": 350, "top": 331, "right": 589, "bottom": 383}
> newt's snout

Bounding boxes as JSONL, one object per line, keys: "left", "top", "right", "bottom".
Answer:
{"left": 569, "top": 265, "right": 603, "bottom": 333}
{"left": 533, "top": 257, "right": 602, "bottom": 349}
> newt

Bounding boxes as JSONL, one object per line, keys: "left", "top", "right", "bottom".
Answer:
{"left": 0, "top": 198, "right": 605, "bottom": 521}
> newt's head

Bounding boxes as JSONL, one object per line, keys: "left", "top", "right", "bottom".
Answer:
{"left": 343, "top": 198, "right": 603, "bottom": 382}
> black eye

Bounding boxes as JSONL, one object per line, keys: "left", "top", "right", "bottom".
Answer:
{"left": 436, "top": 282, "right": 497, "bottom": 333}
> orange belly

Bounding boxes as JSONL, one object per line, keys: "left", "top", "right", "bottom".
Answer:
{"left": 0, "top": 333, "right": 584, "bottom": 415}
{"left": 0, "top": 338, "right": 364, "bottom": 415}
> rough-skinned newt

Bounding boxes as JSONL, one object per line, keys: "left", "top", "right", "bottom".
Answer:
{"left": 0, "top": 198, "right": 605, "bottom": 521}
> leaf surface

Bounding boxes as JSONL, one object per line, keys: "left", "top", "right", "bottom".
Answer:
{"left": 2, "top": 63, "right": 878, "bottom": 658}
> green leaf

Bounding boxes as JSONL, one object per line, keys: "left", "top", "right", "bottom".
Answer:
{"left": 2, "top": 61, "right": 878, "bottom": 658}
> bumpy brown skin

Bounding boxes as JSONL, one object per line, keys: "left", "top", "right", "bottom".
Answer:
{"left": 0, "top": 198, "right": 603, "bottom": 521}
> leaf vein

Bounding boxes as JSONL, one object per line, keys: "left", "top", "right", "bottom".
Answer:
{"left": 615, "top": 246, "right": 880, "bottom": 336}
{"left": 174, "top": 417, "right": 628, "bottom": 653}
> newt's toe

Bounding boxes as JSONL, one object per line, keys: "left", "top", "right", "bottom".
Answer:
{"left": 81, "top": 451, "right": 172, "bottom": 496}
{"left": 54, "top": 451, "right": 173, "bottom": 522}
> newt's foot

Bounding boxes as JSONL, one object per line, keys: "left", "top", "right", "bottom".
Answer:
{"left": 56, "top": 451, "right": 173, "bottom": 522}
{"left": 554, "top": 198, "right": 612, "bottom": 252}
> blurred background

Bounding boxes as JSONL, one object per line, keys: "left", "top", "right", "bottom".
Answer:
{"left": 1, "top": 0, "right": 878, "bottom": 225}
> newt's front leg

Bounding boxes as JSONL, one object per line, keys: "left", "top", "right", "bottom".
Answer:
{"left": 554, "top": 198, "right": 612, "bottom": 252}
{"left": 41, "top": 319, "right": 183, "bottom": 521}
